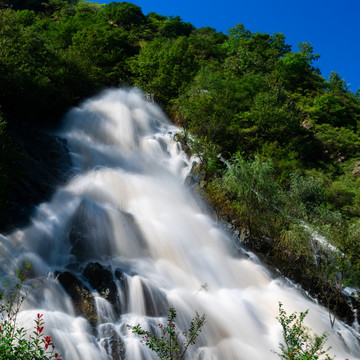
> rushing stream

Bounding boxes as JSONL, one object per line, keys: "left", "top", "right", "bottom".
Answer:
{"left": 1, "top": 88, "right": 360, "bottom": 359}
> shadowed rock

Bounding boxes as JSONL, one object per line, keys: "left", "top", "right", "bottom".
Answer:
{"left": 140, "top": 279, "right": 168, "bottom": 317}
{"left": 102, "top": 326, "right": 126, "bottom": 360}
{"left": 83, "top": 262, "right": 120, "bottom": 314}
{"left": 114, "top": 268, "right": 129, "bottom": 313}
{"left": 68, "top": 199, "right": 113, "bottom": 261}
{"left": 56, "top": 271, "right": 97, "bottom": 327}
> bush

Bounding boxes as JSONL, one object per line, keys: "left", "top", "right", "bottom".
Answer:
{"left": 276, "top": 303, "right": 333, "bottom": 360}
{"left": 223, "top": 153, "right": 281, "bottom": 239}
{"left": 0, "top": 266, "right": 61, "bottom": 359}
{"left": 128, "top": 307, "right": 206, "bottom": 360}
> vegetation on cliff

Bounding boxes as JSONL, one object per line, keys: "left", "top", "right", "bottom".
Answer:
{"left": 0, "top": 0, "right": 360, "bottom": 321}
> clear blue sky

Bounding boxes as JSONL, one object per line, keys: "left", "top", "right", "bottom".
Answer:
{"left": 97, "top": 0, "right": 360, "bottom": 92}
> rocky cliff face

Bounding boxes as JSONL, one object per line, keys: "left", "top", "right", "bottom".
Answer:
{"left": 0, "top": 124, "right": 72, "bottom": 233}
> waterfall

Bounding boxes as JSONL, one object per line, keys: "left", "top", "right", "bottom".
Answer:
{"left": 0, "top": 88, "right": 359, "bottom": 359}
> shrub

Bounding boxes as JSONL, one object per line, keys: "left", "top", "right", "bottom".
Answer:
{"left": 223, "top": 153, "right": 281, "bottom": 239}
{"left": 0, "top": 266, "right": 61, "bottom": 359}
{"left": 276, "top": 302, "right": 333, "bottom": 360}
{"left": 128, "top": 307, "right": 206, "bottom": 360}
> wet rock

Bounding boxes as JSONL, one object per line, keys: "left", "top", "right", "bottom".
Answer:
{"left": 140, "top": 280, "right": 168, "bottom": 317}
{"left": 102, "top": 327, "right": 126, "bottom": 360}
{"left": 68, "top": 199, "right": 113, "bottom": 261}
{"left": 83, "top": 262, "right": 120, "bottom": 313}
{"left": 68, "top": 227, "right": 87, "bottom": 261}
{"left": 56, "top": 271, "right": 97, "bottom": 327}
{"left": 114, "top": 268, "right": 129, "bottom": 312}
{"left": 253, "top": 236, "right": 274, "bottom": 255}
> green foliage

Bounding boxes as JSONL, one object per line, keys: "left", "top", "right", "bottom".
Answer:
{"left": 223, "top": 153, "right": 281, "bottom": 239}
{"left": 127, "top": 307, "right": 206, "bottom": 360}
{"left": 146, "top": 13, "right": 195, "bottom": 39}
{"left": 188, "top": 27, "right": 227, "bottom": 62}
{"left": 225, "top": 24, "right": 291, "bottom": 75}
{"left": 100, "top": 2, "right": 145, "bottom": 30}
{"left": 310, "top": 92, "right": 360, "bottom": 130}
{"left": 286, "top": 173, "right": 325, "bottom": 219}
{"left": 274, "top": 223, "right": 314, "bottom": 271}
{"left": 186, "top": 135, "right": 222, "bottom": 176}
{"left": 336, "top": 219, "right": 360, "bottom": 288}
{"left": 0, "top": 265, "right": 61, "bottom": 359}
{"left": 174, "top": 66, "right": 266, "bottom": 155}
{"left": 69, "top": 22, "right": 134, "bottom": 85}
{"left": 276, "top": 303, "right": 333, "bottom": 360}
{"left": 131, "top": 36, "right": 198, "bottom": 103}
{"left": 315, "top": 124, "right": 360, "bottom": 159}
{"left": 279, "top": 42, "right": 323, "bottom": 92}
{"left": 328, "top": 71, "right": 349, "bottom": 94}
{"left": 244, "top": 88, "right": 300, "bottom": 143}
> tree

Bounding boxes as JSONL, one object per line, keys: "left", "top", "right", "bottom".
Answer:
{"left": 69, "top": 22, "right": 134, "bottom": 85}
{"left": 146, "top": 13, "right": 195, "bottom": 39}
{"left": 315, "top": 124, "right": 360, "bottom": 159}
{"left": 310, "top": 92, "right": 359, "bottom": 130}
{"left": 224, "top": 23, "right": 291, "bottom": 76}
{"left": 174, "top": 65, "right": 266, "bottom": 155}
{"left": 131, "top": 36, "right": 198, "bottom": 104}
{"left": 188, "top": 27, "right": 227, "bottom": 62}
{"left": 279, "top": 42, "right": 324, "bottom": 92}
{"left": 100, "top": 1, "right": 145, "bottom": 30}
{"left": 243, "top": 87, "right": 301, "bottom": 147}
{"left": 328, "top": 71, "right": 349, "bottom": 94}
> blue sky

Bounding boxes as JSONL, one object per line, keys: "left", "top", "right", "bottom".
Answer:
{"left": 97, "top": 0, "right": 360, "bottom": 92}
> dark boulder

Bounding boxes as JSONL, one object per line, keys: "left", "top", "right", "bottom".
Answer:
{"left": 68, "top": 199, "right": 113, "bottom": 261}
{"left": 56, "top": 271, "right": 97, "bottom": 327}
{"left": 83, "top": 262, "right": 120, "bottom": 314}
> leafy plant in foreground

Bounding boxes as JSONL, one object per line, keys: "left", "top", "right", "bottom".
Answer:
{"left": 0, "top": 266, "right": 61, "bottom": 359}
{"left": 128, "top": 307, "right": 206, "bottom": 360}
{"left": 276, "top": 302, "right": 334, "bottom": 360}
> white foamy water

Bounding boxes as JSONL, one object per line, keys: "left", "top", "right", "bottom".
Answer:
{"left": 1, "top": 88, "right": 359, "bottom": 359}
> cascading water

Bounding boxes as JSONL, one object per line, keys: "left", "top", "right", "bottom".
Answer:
{"left": 1, "top": 88, "right": 359, "bottom": 359}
